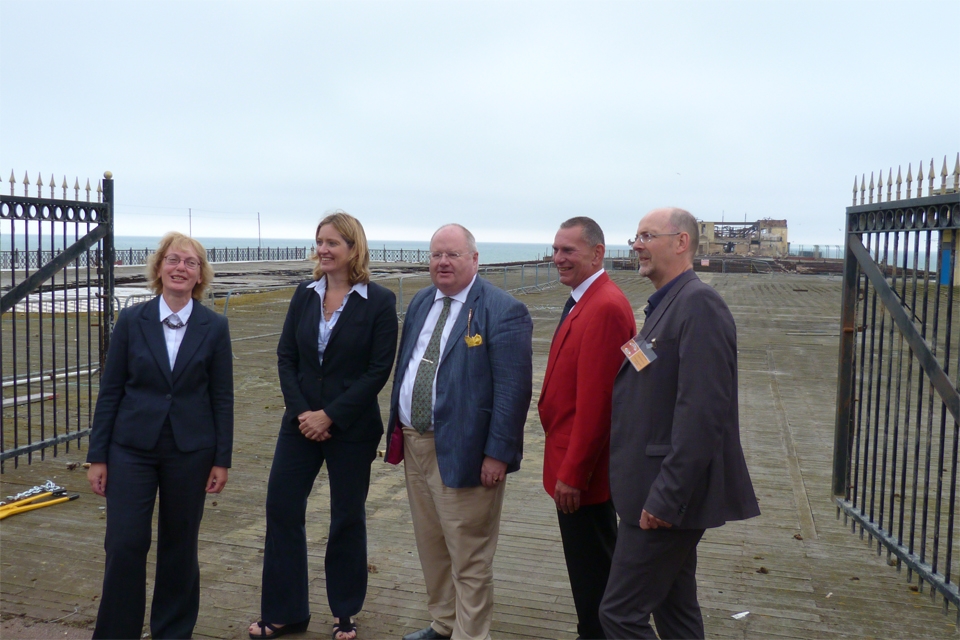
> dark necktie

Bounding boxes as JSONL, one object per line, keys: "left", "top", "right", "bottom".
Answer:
{"left": 163, "top": 313, "right": 185, "bottom": 329}
{"left": 554, "top": 296, "right": 576, "bottom": 339}
{"left": 410, "top": 297, "right": 452, "bottom": 434}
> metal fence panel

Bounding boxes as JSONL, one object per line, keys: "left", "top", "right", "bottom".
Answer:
{"left": 833, "top": 158, "right": 960, "bottom": 618}
{"left": 1, "top": 171, "right": 114, "bottom": 471}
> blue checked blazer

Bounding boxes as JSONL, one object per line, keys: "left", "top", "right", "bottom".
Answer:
{"left": 386, "top": 276, "right": 533, "bottom": 488}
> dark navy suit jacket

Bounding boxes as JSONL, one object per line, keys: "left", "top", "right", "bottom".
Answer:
{"left": 87, "top": 296, "right": 234, "bottom": 468}
{"left": 386, "top": 277, "right": 533, "bottom": 488}
{"left": 277, "top": 280, "right": 398, "bottom": 442}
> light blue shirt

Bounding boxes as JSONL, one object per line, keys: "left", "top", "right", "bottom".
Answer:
{"left": 306, "top": 277, "right": 368, "bottom": 365}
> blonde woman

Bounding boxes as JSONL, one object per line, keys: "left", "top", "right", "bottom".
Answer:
{"left": 87, "top": 232, "right": 233, "bottom": 638}
{"left": 249, "top": 211, "right": 398, "bottom": 640}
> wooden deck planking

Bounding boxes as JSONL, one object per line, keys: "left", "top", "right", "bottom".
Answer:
{"left": 2, "top": 271, "right": 957, "bottom": 638}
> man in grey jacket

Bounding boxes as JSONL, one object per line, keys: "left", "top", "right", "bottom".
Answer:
{"left": 386, "top": 224, "right": 533, "bottom": 640}
{"left": 600, "top": 207, "right": 760, "bottom": 639}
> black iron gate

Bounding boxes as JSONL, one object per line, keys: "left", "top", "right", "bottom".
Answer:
{"left": 0, "top": 171, "right": 114, "bottom": 470}
{"left": 833, "top": 156, "right": 960, "bottom": 619}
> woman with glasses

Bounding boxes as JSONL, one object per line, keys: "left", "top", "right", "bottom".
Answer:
{"left": 249, "top": 211, "right": 398, "bottom": 640}
{"left": 87, "top": 232, "right": 233, "bottom": 639}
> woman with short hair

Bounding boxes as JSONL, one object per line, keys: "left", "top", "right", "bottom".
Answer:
{"left": 88, "top": 232, "right": 233, "bottom": 639}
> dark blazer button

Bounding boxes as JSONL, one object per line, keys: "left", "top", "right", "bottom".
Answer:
{"left": 166, "top": 394, "right": 172, "bottom": 400}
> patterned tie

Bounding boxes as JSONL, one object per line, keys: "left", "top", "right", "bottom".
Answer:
{"left": 410, "top": 297, "right": 452, "bottom": 434}
{"left": 553, "top": 296, "right": 576, "bottom": 339}
{"left": 163, "top": 313, "right": 185, "bottom": 329}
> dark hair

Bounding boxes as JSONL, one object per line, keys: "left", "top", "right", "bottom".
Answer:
{"left": 560, "top": 216, "right": 605, "bottom": 247}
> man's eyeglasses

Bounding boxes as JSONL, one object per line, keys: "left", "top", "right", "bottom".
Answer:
{"left": 429, "top": 252, "right": 465, "bottom": 261}
{"left": 163, "top": 255, "right": 200, "bottom": 270}
{"left": 629, "top": 232, "right": 681, "bottom": 246}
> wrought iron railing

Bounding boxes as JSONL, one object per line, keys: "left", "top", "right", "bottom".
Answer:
{"left": 1, "top": 170, "right": 114, "bottom": 471}
{"left": 833, "top": 154, "right": 960, "bottom": 620}
{"left": 1, "top": 244, "right": 311, "bottom": 269}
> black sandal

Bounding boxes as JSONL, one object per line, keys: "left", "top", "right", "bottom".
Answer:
{"left": 332, "top": 617, "right": 357, "bottom": 640}
{"left": 249, "top": 617, "right": 310, "bottom": 639}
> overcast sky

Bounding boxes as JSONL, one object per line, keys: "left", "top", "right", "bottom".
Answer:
{"left": 2, "top": 0, "right": 957, "bottom": 246}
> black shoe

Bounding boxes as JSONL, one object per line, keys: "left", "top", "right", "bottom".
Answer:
{"left": 402, "top": 626, "right": 451, "bottom": 640}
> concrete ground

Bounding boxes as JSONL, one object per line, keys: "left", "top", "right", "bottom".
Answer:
{"left": 1, "top": 265, "right": 957, "bottom": 639}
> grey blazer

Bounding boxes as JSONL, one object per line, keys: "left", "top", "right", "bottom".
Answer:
{"left": 386, "top": 276, "right": 533, "bottom": 488}
{"left": 609, "top": 270, "right": 759, "bottom": 529}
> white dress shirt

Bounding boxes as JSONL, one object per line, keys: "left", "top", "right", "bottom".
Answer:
{"left": 159, "top": 296, "right": 194, "bottom": 371}
{"left": 398, "top": 274, "right": 477, "bottom": 430}
{"left": 306, "top": 277, "right": 369, "bottom": 365}
{"left": 569, "top": 268, "right": 605, "bottom": 307}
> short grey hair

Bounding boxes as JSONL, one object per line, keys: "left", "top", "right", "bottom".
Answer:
{"left": 667, "top": 208, "right": 699, "bottom": 258}
{"left": 432, "top": 223, "right": 478, "bottom": 254}
{"left": 559, "top": 216, "right": 605, "bottom": 247}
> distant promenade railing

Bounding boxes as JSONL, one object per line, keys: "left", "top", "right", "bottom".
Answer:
{"left": 368, "top": 248, "right": 635, "bottom": 264}
{"left": 790, "top": 244, "right": 844, "bottom": 260}
{"left": 394, "top": 262, "right": 560, "bottom": 317}
{"left": 1, "top": 246, "right": 310, "bottom": 269}
{"left": 371, "top": 248, "right": 430, "bottom": 263}
{"left": 4, "top": 246, "right": 623, "bottom": 268}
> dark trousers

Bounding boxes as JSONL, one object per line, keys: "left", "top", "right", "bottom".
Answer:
{"left": 600, "top": 522, "right": 705, "bottom": 639}
{"left": 260, "top": 428, "right": 378, "bottom": 623}
{"left": 557, "top": 500, "right": 618, "bottom": 639}
{"left": 93, "top": 425, "right": 214, "bottom": 639}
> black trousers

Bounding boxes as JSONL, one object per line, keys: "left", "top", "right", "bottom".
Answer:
{"left": 260, "top": 428, "right": 378, "bottom": 623}
{"left": 93, "top": 425, "right": 214, "bottom": 639}
{"left": 557, "top": 499, "right": 618, "bottom": 639}
{"left": 600, "top": 522, "right": 705, "bottom": 639}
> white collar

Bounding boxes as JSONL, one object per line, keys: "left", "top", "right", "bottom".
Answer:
{"left": 434, "top": 274, "right": 476, "bottom": 304}
{"left": 306, "top": 277, "right": 369, "bottom": 299}
{"left": 159, "top": 296, "right": 194, "bottom": 323}
{"left": 571, "top": 269, "right": 605, "bottom": 303}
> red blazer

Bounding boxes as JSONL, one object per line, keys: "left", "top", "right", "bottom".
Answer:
{"left": 538, "top": 272, "right": 636, "bottom": 505}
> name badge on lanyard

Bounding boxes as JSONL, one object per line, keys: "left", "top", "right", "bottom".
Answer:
{"left": 621, "top": 338, "right": 658, "bottom": 372}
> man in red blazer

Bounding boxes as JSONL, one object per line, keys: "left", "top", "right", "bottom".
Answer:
{"left": 538, "top": 217, "right": 637, "bottom": 639}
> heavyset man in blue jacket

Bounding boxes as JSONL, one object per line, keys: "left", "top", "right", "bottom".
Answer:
{"left": 386, "top": 224, "right": 533, "bottom": 640}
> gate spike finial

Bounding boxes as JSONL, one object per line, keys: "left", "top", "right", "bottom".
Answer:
{"left": 36, "top": 173, "right": 44, "bottom": 198}
{"left": 85, "top": 177, "right": 91, "bottom": 202}
{"left": 8, "top": 169, "right": 14, "bottom": 196}
{"left": 49, "top": 173, "right": 55, "bottom": 198}
{"left": 860, "top": 173, "right": 866, "bottom": 205}
{"left": 940, "top": 155, "right": 948, "bottom": 193}
{"left": 22, "top": 171, "right": 30, "bottom": 196}
{"left": 895, "top": 166, "right": 902, "bottom": 200}
{"left": 886, "top": 168, "right": 893, "bottom": 201}
{"left": 61, "top": 176, "right": 68, "bottom": 199}
{"left": 905, "top": 163, "right": 912, "bottom": 199}
{"left": 868, "top": 171, "right": 875, "bottom": 203}
{"left": 917, "top": 161, "right": 924, "bottom": 197}
{"left": 96, "top": 179, "right": 102, "bottom": 203}
{"left": 953, "top": 152, "right": 959, "bottom": 190}
{"left": 73, "top": 177, "right": 80, "bottom": 199}
{"left": 877, "top": 169, "right": 885, "bottom": 202}
{"left": 852, "top": 175, "right": 858, "bottom": 205}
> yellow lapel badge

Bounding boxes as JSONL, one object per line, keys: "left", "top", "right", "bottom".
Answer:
{"left": 464, "top": 308, "right": 483, "bottom": 347}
